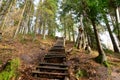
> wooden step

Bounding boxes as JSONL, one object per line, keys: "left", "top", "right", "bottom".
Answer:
{"left": 36, "top": 66, "right": 68, "bottom": 71}
{"left": 53, "top": 45, "right": 64, "bottom": 47}
{"left": 44, "top": 58, "right": 66, "bottom": 63}
{"left": 51, "top": 47, "right": 64, "bottom": 49}
{"left": 49, "top": 48, "right": 65, "bottom": 52}
{"left": 46, "top": 53, "right": 66, "bottom": 56}
{"left": 44, "top": 55, "right": 66, "bottom": 59}
{"left": 32, "top": 71, "right": 68, "bottom": 79}
{"left": 48, "top": 52, "right": 64, "bottom": 54}
{"left": 32, "top": 71, "right": 68, "bottom": 76}
{"left": 45, "top": 54, "right": 66, "bottom": 57}
{"left": 39, "top": 62, "right": 68, "bottom": 67}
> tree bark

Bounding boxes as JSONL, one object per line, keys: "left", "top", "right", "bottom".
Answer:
{"left": 68, "top": 26, "right": 71, "bottom": 41}
{"left": 64, "top": 21, "right": 67, "bottom": 38}
{"left": 104, "top": 14, "right": 120, "bottom": 53}
{"left": 13, "top": 0, "right": 27, "bottom": 38}
{"left": 114, "top": 7, "right": 120, "bottom": 43}
{"left": 91, "top": 20, "right": 107, "bottom": 63}
{"left": 71, "top": 26, "right": 75, "bottom": 42}
{"left": 42, "top": 22, "right": 46, "bottom": 39}
{"left": 1, "top": 0, "right": 15, "bottom": 30}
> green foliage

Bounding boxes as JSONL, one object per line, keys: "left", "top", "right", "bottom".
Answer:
{"left": 0, "top": 58, "right": 20, "bottom": 80}
{"left": 104, "top": 49, "right": 114, "bottom": 54}
{"left": 95, "top": 55, "right": 110, "bottom": 67}
{"left": 103, "top": 61, "right": 110, "bottom": 67}
{"left": 0, "top": 60, "right": 2, "bottom": 64}
{"left": 75, "top": 69, "right": 87, "bottom": 78}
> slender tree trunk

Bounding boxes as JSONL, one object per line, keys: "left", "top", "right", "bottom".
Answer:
{"left": 28, "top": 16, "right": 31, "bottom": 33}
{"left": 71, "top": 26, "right": 75, "bottom": 42}
{"left": 64, "top": 22, "right": 67, "bottom": 38}
{"left": 48, "top": 22, "right": 53, "bottom": 36}
{"left": 33, "top": 13, "right": 39, "bottom": 40}
{"left": 84, "top": 22, "right": 91, "bottom": 47}
{"left": 27, "top": 3, "right": 33, "bottom": 34}
{"left": 104, "top": 14, "right": 120, "bottom": 53}
{"left": 0, "top": 0, "right": 12, "bottom": 16}
{"left": 68, "top": 26, "right": 71, "bottom": 41}
{"left": 76, "top": 27, "right": 83, "bottom": 49}
{"left": 91, "top": 20, "right": 107, "bottom": 63}
{"left": 114, "top": 8, "right": 120, "bottom": 42}
{"left": 13, "top": 0, "right": 27, "bottom": 38}
{"left": 1, "top": 0, "right": 14, "bottom": 30}
{"left": 110, "top": 13, "right": 116, "bottom": 28}
{"left": 42, "top": 22, "right": 46, "bottom": 39}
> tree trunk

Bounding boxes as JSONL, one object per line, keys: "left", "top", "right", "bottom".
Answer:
{"left": 75, "top": 33, "right": 79, "bottom": 47}
{"left": 13, "top": 0, "right": 27, "bottom": 38}
{"left": 68, "top": 26, "right": 71, "bottom": 41}
{"left": 75, "top": 27, "right": 83, "bottom": 49}
{"left": 42, "top": 22, "right": 46, "bottom": 39}
{"left": 64, "top": 22, "right": 67, "bottom": 38}
{"left": 104, "top": 14, "right": 120, "bottom": 53}
{"left": 1, "top": 0, "right": 14, "bottom": 30}
{"left": 114, "top": 8, "right": 120, "bottom": 42}
{"left": 91, "top": 20, "right": 107, "bottom": 63}
{"left": 71, "top": 26, "right": 75, "bottom": 42}
{"left": 27, "top": 2, "right": 33, "bottom": 34}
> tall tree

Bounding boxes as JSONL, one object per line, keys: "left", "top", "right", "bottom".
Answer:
{"left": 109, "top": 0, "right": 120, "bottom": 44}
{"left": 100, "top": 0, "right": 120, "bottom": 53}
{"left": 61, "top": 0, "right": 107, "bottom": 63}
{"left": 0, "top": 0, "right": 16, "bottom": 30}
{"left": 13, "top": 0, "right": 28, "bottom": 38}
{"left": 36, "top": 0, "right": 58, "bottom": 39}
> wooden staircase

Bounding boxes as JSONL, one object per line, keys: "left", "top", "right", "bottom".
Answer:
{"left": 32, "top": 37, "right": 69, "bottom": 80}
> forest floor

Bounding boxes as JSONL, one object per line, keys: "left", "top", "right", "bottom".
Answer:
{"left": 0, "top": 35, "right": 120, "bottom": 80}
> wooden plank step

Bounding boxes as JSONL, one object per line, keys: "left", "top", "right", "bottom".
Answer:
{"left": 44, "top": 56, "right": 66, "bottom": 59}
{"left": 44, "top": 57, "right": 66, "bottom": 63}
{"left": 45, "top": 54, "right": 66, "bottom": 57}
{"left": 32, "top": 71, "right": 68, "bottom": 76}
{"left": 51, "top": 47, "right": 64, "bottom": 49}
{"left": 46, "top": 53, "right": 66, "bottom": 56}
{"left": 39, "top": 62, "right": 68, "bottom": 67}
{"left": 49, "top": 48, "right": 65, "bottom": 52}
{"left": 32, "top": 71, "right": 68, "bottom": 79}
{"left": 36, "top": 66, "right": 68, "bottom": 71}
{"left": 53, "top": 45, "right": 64, "bottom": 47}
{"left": 48, "top": 52, "right": 64, "bottom": 54}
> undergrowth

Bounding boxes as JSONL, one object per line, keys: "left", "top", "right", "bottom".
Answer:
{"left": 75, "top": 69, "right": 87, "bottom": 79}
{"left": 0, "top": 58, "right": 20, "bottom": 80}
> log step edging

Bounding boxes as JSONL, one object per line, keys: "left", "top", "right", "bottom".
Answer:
{"left": 39, "top": 62, "right": 68, "bottom": 67}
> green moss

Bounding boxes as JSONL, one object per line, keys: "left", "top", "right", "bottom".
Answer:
{"left": 0, "top": 58, "right": 20, "bottom": 80}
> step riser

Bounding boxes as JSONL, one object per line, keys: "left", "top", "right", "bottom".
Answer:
{"left": 39, "top": 63, "right": 68, "bottom": 67}
{"left": 33, "top": 74, "right": 65, "bottom": 79}
{"left": 45, "top": 58, "right": 66, "bottom": 63}
{"left": 36, "top": 69, "right": 66, "bottom": 73}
